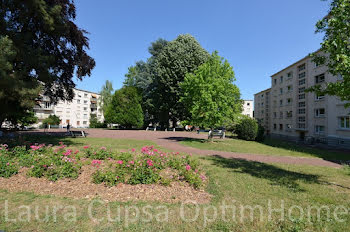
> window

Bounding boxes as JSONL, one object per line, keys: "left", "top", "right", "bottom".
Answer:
{"left": 315, "top": 74, "right": 325, "bottom": 84}
{"left": 83, "top": 107, "right": 88, "bottom": 111}
{"left": 287, "top": 85, "right": 293, "bottom": 92}
{"left": 280, "top": 76, "right": 283, "bottom": 83}
{"left": 286, "top": 124, "right": 292, "bottom": 130}
{"left": 273, "top": 124, "right": 277, "bottom": 130}
{"left": 298, "top": 64, "right": 306, "bottom": 72}
{"left": 77, "top": 99, "right": 80, "bottom": 104}
{"left": 298, "top": 123, "right": 306, "bottom": 129}
{"left": 83, "top": 121, "right": 87, "bottom": 125}
{"left": 339, "top": 116, "right": 350, "bottom": 129}
{"left": 273, "top": 100, "right": 277, "bottom": 106}
{"left": 298, "top": 94, "right": 305, "bottom": 100}
{"left": 280, "top": 88, "right": 283, "bottom": 94}
{"left": 280, "top": 100, "right": 283, "bottom": 106}
{"left": 44, "top": 102, "right": 51, "bottom": 109}
{"left": 273, "top": 112, "right": 277, "bottom": 118}
{"left": 315, "top": 94, "right": 325, "bottom": 100}
{"left": 298, "top": 116, "right": 306, "bottom": 122}
{"left": 261, "top": 110, "right": 264, "bottom": 114}
{"left": 280, "top": 112, "right": 283, "bottom": 118}
{"left": 77, "top": 94, "right": 81, "bottom": 98}
{"left": 287, "top": 72, "right": 293, "bottom": 79}
{"left": 274, "top": 79, "right": 277, "bottom": 85}
{"left": 314, "top": 62, "right": 321, "bottom": 68}
{"left": 315, "top": 125, "right": 325, "bottom": 134}
{"left": 286, "top": 111, "right": 293, "bottom": 118}
{"left": 84, "top": 93, "right": 88, "bottom": 98}
{"left": 84, "top": 100, "right": 88, "bottom": 104}
{"left": 315, "top": 108, "right": 325, "bottom": 117}
{"left": 298, "top": 72, "right": 306, "bottom": 79}
{"left": 83, "top": 114, "right": 88, "bottom": 119}
{"left": 298, "top": 102, "right": 305, "bottom": 107}
{"left": 298, "top": 87, "right": 305, "bottom": 93}
{"left": 279, "top": 124, "right": 283, "bottom": 130}
{"left": 287, "top": 98, "right": 292, "bottom": 105}
{"left": 299, "top": 79, "right": 306, "bottom": 85}
{"left": 247, "top": 103, "right": 250, "bottom": 106}
{"left": 298, "top": 108, "right": 306, "bottom": 114}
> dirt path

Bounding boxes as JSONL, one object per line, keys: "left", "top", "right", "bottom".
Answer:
{"left": 20, "top": 129, "right": 342, "bottom": 168}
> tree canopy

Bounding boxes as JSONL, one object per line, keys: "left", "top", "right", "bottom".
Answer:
{"left": 0, "top": 0, "right": 95, "bottom": 125}
{"left": 310, "top": 0, "right": 350, "bottom": 106}
{"left": 43, "top": 114, "right": 60, "bottom": 126}
{"left": 105, "top": 86, "right": 144, "bottom": 129}
{"left": 180, "top": 52, "right": 242, "bottom": 129}
{"left": 98, "top": 80, "right": 114, "bottom": 122}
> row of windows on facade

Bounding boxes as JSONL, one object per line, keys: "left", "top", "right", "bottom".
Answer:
{"left": 271, "top": 108, "right": 326, "bottom": 119}
{"left": 272, "top": 116, "right": 350, "bottom": 131}
{"left": 272, "top": 124, "right": 325, "bottom": 133}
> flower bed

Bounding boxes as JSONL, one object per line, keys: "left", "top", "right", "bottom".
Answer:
{"left": 0, "top": 143, "right": 207, "bottom": 189}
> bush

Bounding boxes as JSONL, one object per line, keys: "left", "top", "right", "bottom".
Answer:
{"left": 0, "top": 145, "right": 18, "bottom": 178}
{"left": 235, "top": 116, "right": 258, "bottom": 141}
{"left": 256, "top": 123, "right": 265, "bottom": 142}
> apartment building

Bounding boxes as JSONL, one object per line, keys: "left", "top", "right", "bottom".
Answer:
{"left": 255, "top": 53, "right": 350, "bottom": 149}
{"left": 34, "top": 88, "right": 104, "bottom": 128}
{"left": 242, "top": 100, "right": 254, "bottom": 118}
{"left": 254, "top": 89, "right": 271, "bottom": 133}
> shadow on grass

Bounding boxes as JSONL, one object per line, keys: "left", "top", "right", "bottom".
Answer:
{"left": 206, "top": 155, "right": 321, "bottom": 192}
{"left": 0, "top": 133, "right": 84, "bottom": 148}
{"left": 261, "top": 138, "right": 350, "bottom": 161}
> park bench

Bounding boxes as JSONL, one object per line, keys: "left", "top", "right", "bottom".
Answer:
{"left": 208, "top": 130, "right": 225, "bottom": 139}
{"left": 70, "top": 130, "right": 87, "bottom": 137}
{"left": 146, "top": 127, "right": 157, "bottom": 131}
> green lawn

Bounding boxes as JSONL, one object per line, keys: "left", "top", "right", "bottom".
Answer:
{"left": 1, "top": 137, "right": 350, "bottom": 231}
{"left": 180, "top": 137, "right": 350, "bottom": 161}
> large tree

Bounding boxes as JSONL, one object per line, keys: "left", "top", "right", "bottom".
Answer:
{"left": 98, "top": 80, "right": 114, "bottom": 121}
{"left": 310, "top": 0, "right": 350, "bottom": 106}
{"left": 0, "top": 0, "right": 95, "bottom": 125}
{"left": 152, "top": 34, "right": 209, "bottom": 128}
{"left": 105, "top": 86, "right": 143, "bottom": 129}
{"left": 180, "top": 52, "right": 242, "bottom": 132}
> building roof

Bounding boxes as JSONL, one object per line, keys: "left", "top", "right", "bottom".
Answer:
{"left": 254, "top": 88, "right": 271, "bottom": 96}
{"left": 74, "top": 88, "right": 100, "bottom": 96}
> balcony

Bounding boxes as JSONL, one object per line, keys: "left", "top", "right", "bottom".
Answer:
{"left": 34, "top": 103, "right": 54, "bottom": 111}
{"left": 90, "top": 103, "right": 97, "bottom": 109}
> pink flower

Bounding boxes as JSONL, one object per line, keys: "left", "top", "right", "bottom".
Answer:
{"left": 117, "top": 160, "right": 123, "bottom": 165}
{"left": 195, "top": 169, "right": 198, "bottom": 173}
{"left": 100, "top": 147, "right": 106, "bottom": 150}
{"left": 147, "top": 159, "right": 154, "bottom": 167}
{"left": 153, "top": 149, "right": 158, "bottom": 153}
{"left": 74, "top": 150, "right": 79, "bottom": 154}
{"left": 186, "top": 165, "right": 191, "bottom": 171}
{"left": 129, "top": 161, "right": 135, "bottom": 165}
{"left": 131, "top": 148, "right": 136, "bottom": 152}
{"left": 6, "top": 162, "right": 9, "bottom": 166}
{"left": 91, "top": 160, "right": 102, "bottom": 167}
{"left": 83, "top": 146, "right": 90, "bottom": 149}
{"left": 43, "top": 165, "right": 47, "bottom": 168}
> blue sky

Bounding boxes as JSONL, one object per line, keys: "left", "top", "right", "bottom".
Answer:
{"left": 74, "top": 0, "right": 330, "bottom": 100}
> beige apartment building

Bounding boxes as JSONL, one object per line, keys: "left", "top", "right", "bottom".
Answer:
{"left": 255, "top": 54, "right": 350, "bottom": 149}
{"left": 242, "top": 100, "right": 254, "bottom": 118}
{"left": 34, "top": 88, "right": 104, "bottom": 128}
{"left": 254, "top": 88, "right": 271, "bottom": 134}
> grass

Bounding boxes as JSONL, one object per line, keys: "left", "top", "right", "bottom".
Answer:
{"left": 180, "top": 137, "right": 350, "bottom": 161}
{"left": 1, "top": 137, "right": 350, "bottom": 231}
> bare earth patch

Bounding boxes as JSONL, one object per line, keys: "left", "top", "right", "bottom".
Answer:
{"left": 0, "top": 166, "right": 212, "bottom": 204}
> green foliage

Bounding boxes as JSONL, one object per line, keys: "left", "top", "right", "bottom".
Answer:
{"left": 98, "top": 80, "right": 114, "bottom": 121}
{"left": 180, "top": 52, "right": 242, "bottom": 130}
{"left": 0, "top": 146, "right": 18, "bottom": 178}
{"left": 256, "top": 123, "right": 266, "bottom": 142}
{"left": 43, "top": 115, "right": 60, "bottom": 126}
{"left": 0, "top": 1, "right": 95, "bottom": 125}
{"left": 235, "top": 116, "right": 259, "bottom": 141}
{"left": 310, "top": 0, "right": 350, "bottom": 106}
{"left": 89, "top": 114, "right": 106, "bottom": 128}
{"left": 17, "top": 111, "right": 38, "bottom": 127}
{"left": 105, "top": 86, "right": 144, "bottom": 128}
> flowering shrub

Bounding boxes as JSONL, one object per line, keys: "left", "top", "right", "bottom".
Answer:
{"left": 0, "top": 143, "right": 207, "bottom": 188}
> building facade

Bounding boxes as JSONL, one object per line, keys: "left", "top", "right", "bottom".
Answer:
{"left": 255, "top": 54, "right": 350, "bottom": 149}
{"left": 254, "top": 89, "right": 271, "bottom": 133}
{"left": 34, "top": 88, "right": 104, "bottom": 128}
{"left": 242, "top": 100, "right": 254, "bottom": 118}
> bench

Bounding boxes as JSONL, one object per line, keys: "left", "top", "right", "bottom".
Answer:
{"left": 208, "top": 130, "right": 225, "bottom": 139}
{"left": 70, "top": 130, "right": 87, "bottom": 137}
{"left": 146, "top": 127, "right": 157, "bottom": 131}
